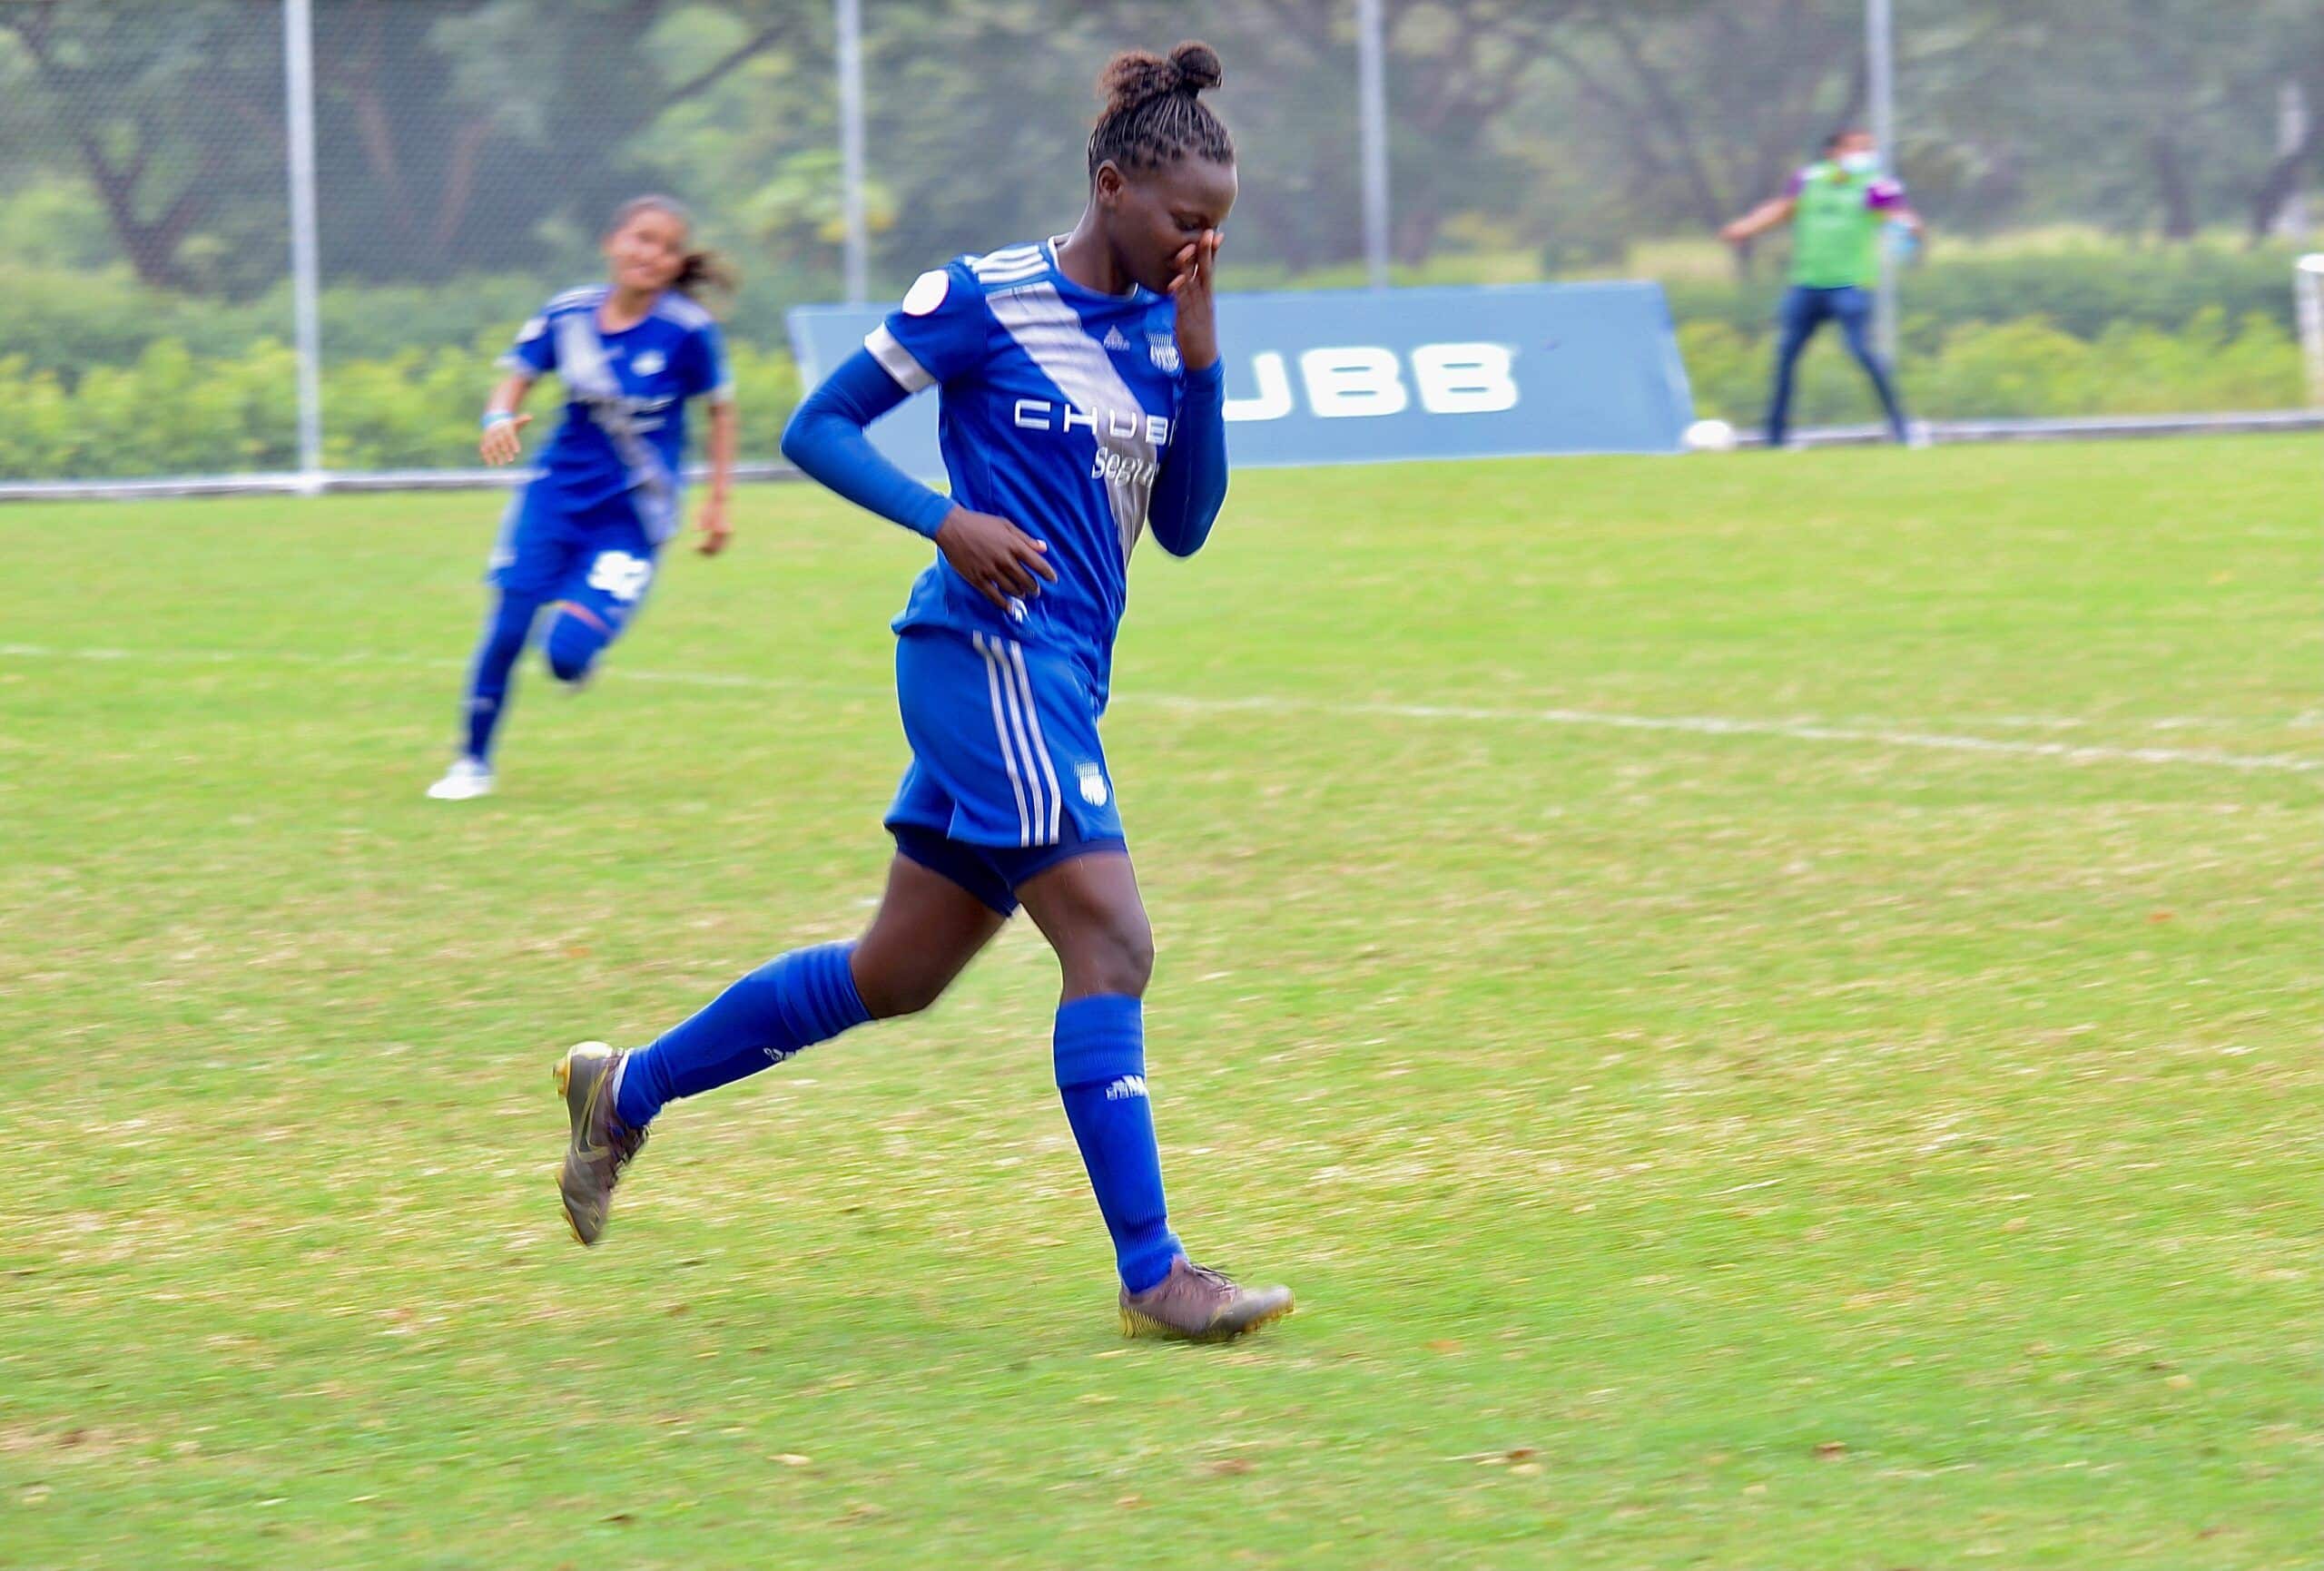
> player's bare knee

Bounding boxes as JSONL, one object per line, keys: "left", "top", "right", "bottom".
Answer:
{"left": 849, "top": 948, "right": 951, "bottom": 1021}
{"left": 1063, "top": 915, "right": 1153, "bottom": 999}
{"left": 863, "top": 970, "right": 951, "bottom": 1020}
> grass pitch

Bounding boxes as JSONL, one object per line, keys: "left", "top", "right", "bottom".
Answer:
{"left": 3, "top": 437, "right": 2317, "bottom": 1568}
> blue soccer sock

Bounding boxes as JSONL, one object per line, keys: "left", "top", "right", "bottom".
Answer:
{"left": 542, "top": 601, "right": 614, "bottom": 685}
{"left": 1054, "top": 994, "right": 1181, "bottom": 1293}
{"left": 614, "top": 943, "right": 871, "bottom": 1128}
{"left": 462, "top": 590, "right": 541, "bottom": 762}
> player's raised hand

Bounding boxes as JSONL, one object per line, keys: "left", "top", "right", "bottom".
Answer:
{"left": 1168, "top": 229, "right": 1224, "bottom": 372}
{"left": 935, "top": 505, "right": 1056, "bottom": 610}
{"left": 694, "top": 494, "right": 733, "bottom": 557}
{"left": 479, "top": 412, "right": 533, "bottom": 466}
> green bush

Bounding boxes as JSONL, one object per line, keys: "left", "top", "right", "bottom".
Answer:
{"left": 1663, "top": 243, "right": 2305, "bottom": 345}
{"left": 1680, "top": 308, "right": 2302, "bottom": 428}
{"left": 8, "top": 236, "right": 2309, "bottom": 379}
{"left": 0, "top": 337, "right": 800, "bottom": 480}
{"left": 0, "top": 261, "right": 813, "bottom": 388}
{"left": 0, "top": 280, "right": 2302, "bottom": 479}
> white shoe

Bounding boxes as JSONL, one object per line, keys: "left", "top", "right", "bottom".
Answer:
{"left": 426, "top": 757, "right": 494, "bottom": 800}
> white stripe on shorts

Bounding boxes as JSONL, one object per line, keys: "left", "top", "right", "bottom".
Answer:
{"left": 1005, "top": 641, "right": 1064, "bottom": 845}
{"left": 972, "top": 633, "right": 1033, "bottom": 847}
{"left": 986, "top": 633, "right": 1050, "bottom": 846}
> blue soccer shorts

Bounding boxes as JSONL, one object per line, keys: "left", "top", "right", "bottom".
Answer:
{"left": 885, "top": 627, "right": 1128, "bottom": 916}
{"left": 486, "top": 482, "right": 661, "bottom": 643}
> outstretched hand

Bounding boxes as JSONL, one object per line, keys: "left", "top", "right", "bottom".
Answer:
{"left": 1168, "top": 230, "right": 1224, "bottom": 373}
{"left": 479, "top": 413, "right": 533, "bottom": 466}
{"left": 935, "top": 505, "right": 1056, "bottom": 611}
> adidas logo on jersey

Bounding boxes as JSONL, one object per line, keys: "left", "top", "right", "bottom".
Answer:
{"left": 1104, "top": 1075, "right": 1148, "bottom": 1101}
{"left": 1102, "top": 327, "right": 1132, "bottom": 351}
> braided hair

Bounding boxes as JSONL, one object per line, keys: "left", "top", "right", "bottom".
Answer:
{"left": 606, "top": 194, "right": 737, "bottom": 308}
{"left": 1087, "top": 41, "right": 1234, "bottom": 181}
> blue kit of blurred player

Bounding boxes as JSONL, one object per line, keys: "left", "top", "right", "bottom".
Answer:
{"left": 428, "top": 196, "right": 737, "bottom": 800}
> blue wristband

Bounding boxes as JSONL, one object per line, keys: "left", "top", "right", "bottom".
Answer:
{"left": 481, "top": 410, "right": 515, "bottom": 431}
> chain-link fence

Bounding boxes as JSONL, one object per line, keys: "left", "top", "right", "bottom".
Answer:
{"left": 1, "top": 0, "right": 2317, "bottom": 485}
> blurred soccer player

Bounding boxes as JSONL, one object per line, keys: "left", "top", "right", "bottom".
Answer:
{"left": 1722, "top": 126, "right": 1926, "bottom": 449}
{"left": 552, "top": 42, "right": 1292, "bottom": 1342}
{"left": 426, "top": 196, "right": 738, "bottom": 800}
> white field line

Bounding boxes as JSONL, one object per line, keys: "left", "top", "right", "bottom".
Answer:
{"left": 1129, "top": 692, "right": 2321, "bottom": 774}
{"left": 2, "top": 642, "right": 2317, "bottom": 776}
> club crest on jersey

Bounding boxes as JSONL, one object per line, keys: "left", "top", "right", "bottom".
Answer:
{"left": 1147, "top": 335, "right": 1181, "bottom": 374}
{"left": 1077, "top": 761, "right": 1109, "bottom": 807}
{"left": 632, "top": 349, "right": 666, "bottom": 377}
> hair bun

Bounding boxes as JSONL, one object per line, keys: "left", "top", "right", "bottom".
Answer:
{"left": 1167, "top": 41, "right": 1223, "bottom": 93}
{"left": 1100, "top": 41, "right": 1223, "bottom": 114}
{"left": 1099, "top": 50, "right": 1177, "bottom": 115}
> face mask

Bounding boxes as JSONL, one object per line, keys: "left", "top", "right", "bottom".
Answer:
{"left": 1839, "top": 150, "right": 1882, "bottom": 176}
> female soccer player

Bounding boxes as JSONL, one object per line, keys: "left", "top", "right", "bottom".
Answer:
{"left": 552, "top": 43, "right": 1293, "bottom": 1342}
{"left": 426, "top": 196, "right": 738, "bottom": 800}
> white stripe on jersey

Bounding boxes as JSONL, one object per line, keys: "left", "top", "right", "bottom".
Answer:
{"left": 984, "top": 282, "right": 1159, "bottom": 564}
{"left": 1005, "top": 641, "right": 1064, "bottom": 844}
{"left": 972, "top": 633, "right": 1033, "bottom": 846}
{"left": 553, "top": 309, "right": 677, "bottom": 541}
{"left": 652, "top": 293, "right": 714, "bottom": 330}
{"left": 972, "top": 244, "right": 1044, "bottom": 271}
{"left": 864, "top": 324, "right": 935, "bottom": 393}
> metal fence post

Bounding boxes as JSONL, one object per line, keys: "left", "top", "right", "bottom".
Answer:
{"left": 282, "top": 0, "right": 325, "bottom": 488}
{"left": 2280, "top": 82, "right": 2312, "bottom": 241}
{"left": 837, "top": 0, "right": 868, "bottom": 305}
{"left": 1357, "top": 0, "right": 1391, "bottom": 290}
{"left": 1867, "top": 0, "right": 1898, "bottom": 365}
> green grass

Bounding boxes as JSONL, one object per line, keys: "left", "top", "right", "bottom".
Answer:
{"left": 3, "top": 438, "right": 2317, "bottom": 1569}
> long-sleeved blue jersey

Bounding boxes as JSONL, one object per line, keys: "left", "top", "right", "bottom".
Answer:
{"left": 783, "top": 239, "right": 1228, "bottom": 706}
{"left": 500, "top": 285, "right": 732, "bottom": 545}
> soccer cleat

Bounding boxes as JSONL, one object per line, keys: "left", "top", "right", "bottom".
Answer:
{"left": 1118, "top": 1257, "right": 1295, "bottom": 1343}
{"left": 425, "top": 757, "right": 494, "bottom": 800}
{"left": 555, "top": 1042, "right": 646, "bottom": 1246}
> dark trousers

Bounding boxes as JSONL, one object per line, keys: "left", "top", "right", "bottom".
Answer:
{"left": 1765, "top": 284, "right": 1909, "bottom": 447}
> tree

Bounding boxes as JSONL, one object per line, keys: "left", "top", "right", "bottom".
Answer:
{"left": 310, "top": 0, "right": 818, "bottom": 282}
{"left": 0, "top": 0, "right": 820, "bottom": 293}
{"left": 1911, "top": 0, "right": 2324, "bottom": 242}
{"left": 1517, "top": 0, "right": 1870, "bottom": 270}
{"left": 0, "top": 1, "right": 290, "bottom": 294}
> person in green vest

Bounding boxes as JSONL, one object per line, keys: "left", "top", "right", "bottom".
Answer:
{"left": 1721, "top": 126, "right": 1925, "bottom": 447}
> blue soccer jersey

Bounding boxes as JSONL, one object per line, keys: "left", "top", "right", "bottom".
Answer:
{"left": 499, "top": 286, "right": 733, "bottom": 544}
{"left": 864, "top": 240, "right": 1198, "bottom": 703}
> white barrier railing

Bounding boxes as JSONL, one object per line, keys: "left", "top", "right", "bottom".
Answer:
{"left": 2298, "top": 254, "right": 2324, "bottom": 410}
